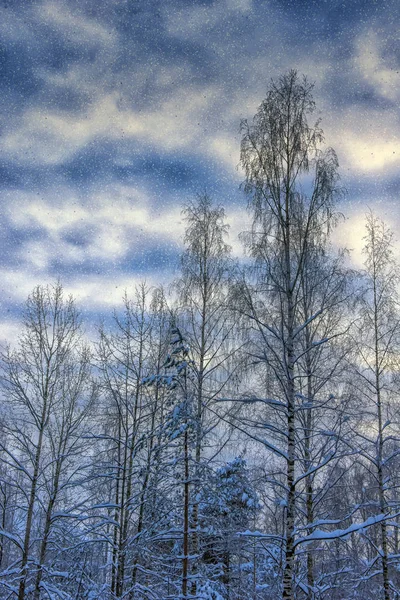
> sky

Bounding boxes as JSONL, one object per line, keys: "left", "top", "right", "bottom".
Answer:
{"left": 0, "top": 0, "right": 399, "bottom": 338}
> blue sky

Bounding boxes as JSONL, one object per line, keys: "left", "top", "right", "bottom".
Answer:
{"left": 0, "top": 0, "right": 399, "bottom": 336}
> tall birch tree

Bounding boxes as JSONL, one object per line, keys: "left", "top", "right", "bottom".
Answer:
{"left": 351, "top": 213, "right": 400, "bottom": 599}
{"left": 239, "top": 70, "right": 343, "bottom": 599}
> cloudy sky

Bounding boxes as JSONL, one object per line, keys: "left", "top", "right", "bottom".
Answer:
{"left": 0, "top": 0, "right": 399, "bottom": 335}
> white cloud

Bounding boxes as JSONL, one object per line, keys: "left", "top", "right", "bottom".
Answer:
{"left": 354, "top": 29, "right": 399, "bottom": 102}
{"left": 0, "top": 201, "right": 250, "bottom": 314}
{"left": 0, "top": 319, "right": 24, "bottom": 348}
{"left": 7, "top": 185, "right": 185, "bottom": 270}
{"left": 165, "top": 0, "right": 253, "bottom": 39}
{"left": 334, "top": 205, "right": 400, "bottom": 269}
{"left": 63, "top": 273, "right": 170, "bottom": 308}
{"left": 333, "top": 211, "right": 368, "bottom": 268}
{"left": 225, "top": 206, "right": 251, "bottom": 258}
{"left": 36, "top": 0, "right": 118, "bottom": 48}
{"left": 0, "top": 269, "right": 44, "bottom": 306}
{"left": 210, "top": 134, "right": 242, "bottom": 174}
{"left": 0, "top": 266, "right": 170, "bottom": 313}
{"left": 342, "top": 134, "right": 400, "bottom": 172}
{"left": 326, "top": 107, "right": 400, "bottom": 174}
{"left": 2, "top": 84, "right": 222, "bottom": 165}
{"left": 3, "top": 94, "right": 121, "bottom": 165}
{"left": 0, "top": 1, "right": 117, "bottom": 53}
{"left": 316, "top": 27, "right": 400, "bottom": 176}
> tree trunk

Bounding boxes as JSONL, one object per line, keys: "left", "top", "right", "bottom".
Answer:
{"left": 282, "top": 164, "right": 297, "bottom": 600}
{"left": 18, "top": 419, "right": 46, "bottom": 600}
{"left": 182, "top": 427, "right": 190, "bottom": 600}
{"left": 111, "top": 419, "right": 122, "bottom": 595}
{"left": 373, "top": 243, "right": 391, "bottom": 600}
{"left": 33, "top": 457, "right": 62, "bottom": 600}
{"left": 304, "top": 321, "right": 315, "bottom": 599}
{"left": 0, "top": 485, "right": 7, "bottom": 569}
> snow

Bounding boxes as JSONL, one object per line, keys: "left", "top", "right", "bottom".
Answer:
{"left": 294, "top": 514, "right": 389, "bottom": 547}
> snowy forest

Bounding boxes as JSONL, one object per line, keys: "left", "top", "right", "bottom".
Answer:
{"left": 1, "top": 71, "right": 400, "bottom": 600}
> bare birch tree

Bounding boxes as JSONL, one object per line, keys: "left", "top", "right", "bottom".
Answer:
{"left": 239, "top": 70, "right": 343, "bottom": 599}
{"left": 176, "top": 193, "right": 239, "bottom": 595}
{"left": 351, "top": 213, "right": 400, "bottom": 599}
{"left": 0, "top": 283, "right": 93, "bottom": 600}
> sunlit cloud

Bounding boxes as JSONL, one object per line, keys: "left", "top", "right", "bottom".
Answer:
{"left": 323, "top": 98, "right": 400, "bottom": 176}
{"left": 334, "top": 206, "right": 400, "bottom": 269}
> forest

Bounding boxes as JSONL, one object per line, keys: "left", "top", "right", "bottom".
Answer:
{"left": 0, "top": 71, "right": 399, "bottom": 600}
